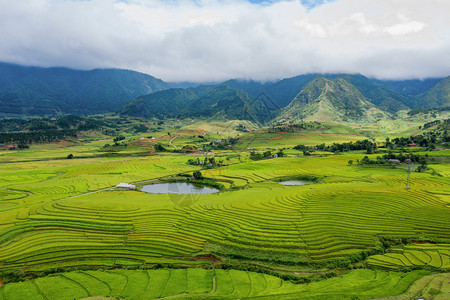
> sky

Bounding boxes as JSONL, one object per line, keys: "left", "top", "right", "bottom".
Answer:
{"left": 0, "top": 0, "right": 449, "bottom": 82}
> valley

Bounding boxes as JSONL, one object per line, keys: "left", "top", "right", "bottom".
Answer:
{"left": 0, "top": 112, "right": 449, "bottom": 299}
{"left": 0, "top": 62, "right": 449, "bottom": 299}
{"left": 0, "top": 0, "right": 448, "bottom": 298}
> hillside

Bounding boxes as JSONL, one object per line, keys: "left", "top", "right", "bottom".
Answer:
{"left": 278, "top": 77, "right": 390, "bottom": 123}
{"left": 121, "top": 84, "right": 277, "bottom": 123}
{"left": 219, "top": 74, "right": 411, "bottom": 112}
{"left": 0, "top": 62, "right": 170, "bottom": 115}
{"left": 1, "top": 61, "right": 448, "bottom": 121}
{"left": 413, "top": 76, "right": 450, "bottom": 108}
{"left": 120, "top": 85, "right": 214, "bottom": 118}
{"left": 374, "top": 77, "right": 443, "bottom": 97}
{"left": 337, "top": 74, "right": 409, "bottom": 112}
{"left": 184, "top": 84, "right": 276, "bottom": 123}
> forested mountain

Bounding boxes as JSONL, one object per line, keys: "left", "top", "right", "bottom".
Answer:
{"left": 374, "top": 78, "right": 443, "bottom": 97}
{"left": 121, "top": 74, "right": 448, "bottom": 124}
{"left": 277, "top": 77, "right": 390, "bottom": 123}
{"left": 413, "top": 76, "right": 450, "bottom": 108}
{"left": 335, "top": 74, "right": 409, "bottom": 112}
{"left": 121, "top": 84, "right": 277, "bottom": 123}
{"left": 120, "top": 86, "right": 214, "bottom": 119}
{"left": 184, "top": 84, "right": 276, "bottom": 123}
{"left": 220, "top": 74, "right": 412, "bottom": 112}
{"left": 1, "top": 61, "right": 448, "bottom": 122}
{"left": 0, "top": 62, "right": 170, "bottom": 115}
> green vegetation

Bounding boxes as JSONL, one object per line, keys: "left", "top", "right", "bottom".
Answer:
{"left": 368, "top": 243, "right": 450, "bottom": 269}
{"left": 0, "top": 113, "right": 449, "bottom": 299}
{"left": 0, "top": 268, "right": 431, "bottom": 300}
{"left": 277, "top": 77, "right": 390, "bottom": 124}
{"left": 0, "top": 62, "right": 169, "bottom": 116}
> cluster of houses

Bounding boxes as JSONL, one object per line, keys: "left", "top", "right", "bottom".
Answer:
{"left": 0, "top": 144, "right": 16, "bottom": 150}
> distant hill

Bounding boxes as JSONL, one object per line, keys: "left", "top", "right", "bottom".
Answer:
{"left": 120, "top": 85, "right": 214, "bottom": 118}
{"left": 0, "top": 62, "right": 170, "bottom": 115}
{"left": 335, "top": 74, "right": 409, "bottom": 112}
{"left": 121, "top": 84, "right": 277, "bottom": 124}
{"left": 413, "top": 76, "right": 450, "bottom": 109}
{"left": 374, "top": 78, "right": 443, "bottom": 97}
{"left": 2, "top": 61, "right": 448, "bottom": 121}
{"left": 277, "top": 77, "right": 390, "bottom": 123}
{"left": 184, "top": 84, "right": 276, "bottom": 123}
{"left": 222, "top": 74, "right": 410, "bottom": 113}
{"left": 262, "top": 74, "right": 321, "bottom": 108}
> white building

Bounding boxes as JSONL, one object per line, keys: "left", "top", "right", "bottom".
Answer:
{"left": 116, "top": 183, "right": 136, "bottom": 190}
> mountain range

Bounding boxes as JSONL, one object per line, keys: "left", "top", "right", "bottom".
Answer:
{"left": 0, "top": 62, "right": 169, "bottom": 115}
{"left": 121, "top": 73, "right": 449, "bottom": 124}
{"left": 0, "top": 62, "right": 449, "bottom": 123}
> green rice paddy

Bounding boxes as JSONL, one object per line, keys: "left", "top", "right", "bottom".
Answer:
{"left": 0, "top": 120, "right": 449, "bottom": 299}
{"left": 0, "top": 268, "right": 430, "bottom": 300}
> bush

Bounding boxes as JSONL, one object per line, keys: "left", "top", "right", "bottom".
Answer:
{"left": 193, "top": 170, "right": 204, "bottom": 179}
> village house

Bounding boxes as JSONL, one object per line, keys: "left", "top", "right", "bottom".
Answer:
{"left": 116, "top": 183, "right": 136, "bottom": 190}
{"left": 388, "top": 159, "right": 401, "bottom": 165}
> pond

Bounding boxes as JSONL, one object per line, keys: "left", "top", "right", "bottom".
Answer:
{"left": 278, "top": 180, "right": 315, "bottom": 186}
{"left": 141, "top": 182, "right": 219, "bottom": 194}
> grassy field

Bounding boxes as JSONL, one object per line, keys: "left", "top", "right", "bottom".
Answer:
{"left": 0, "top": 118, "right": 449, "bottom": 299}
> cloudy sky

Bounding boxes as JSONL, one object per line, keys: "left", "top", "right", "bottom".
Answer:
{"left": 0, "top": 0, "right": 449, "bottom": 82}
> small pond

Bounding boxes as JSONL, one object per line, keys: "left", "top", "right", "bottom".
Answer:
{"left": 278, "top": 180, "right": 315, "bottom": 186}
{"left": 141, "top": 182, "right": 219, "bottom": 194}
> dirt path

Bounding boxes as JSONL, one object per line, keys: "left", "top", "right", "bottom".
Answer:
{"left": 169, "top": 135, "right": 180, "bottom": 149}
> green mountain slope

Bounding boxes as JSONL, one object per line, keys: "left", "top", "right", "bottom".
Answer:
{"left": 184, "top": 84, "right": 276, "bottom": 123}
{"left": 263, "top": 74, "right": 319, "bottom": 108}
{"left": 121, "top": 84, "right": 277, "bottom": 123}
{"left": 0, "top": 62, "right": 170, "bottom": 115}
{"left": 374, "top": 78, "right": 443, "bottom": 97}
{"left": 120, "top": 85, "right": 213, "bottom": 118}
{"left": 278, "top": 77, "right": 390, "bottom": 123}
{"left": 224, "top": 74, "right": 410, "bottom": 112}
{"left": 338, "top": 74, "right": 409, "bottom": 112}
{"left": 413, "top": 76, "right": 450, "bottom": 108}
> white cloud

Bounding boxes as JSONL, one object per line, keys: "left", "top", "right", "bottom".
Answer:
{"left": 0, "top": 0, "right": 448, "bottom": 81}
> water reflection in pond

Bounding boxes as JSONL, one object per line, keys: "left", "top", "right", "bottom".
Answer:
{"left": 141, "top": 182, "right": 219, "bottom": 194}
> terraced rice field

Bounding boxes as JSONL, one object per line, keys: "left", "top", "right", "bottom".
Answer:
{"left": 0, "top": 152, "right": 449, "bottom": 272}
{"left": 368, "top": 244, "right": 450, "bottom": 269}
{"left": 0, "top": 268, "right": 430, "bottom": 300}
{"left": 381, "top": 272, "right": 450, "bottom": 299}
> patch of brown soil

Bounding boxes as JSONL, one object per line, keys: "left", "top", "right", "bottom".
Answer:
{"left": 56, "top": 141, "right": 77, "bottom": 146}
{"left": 410, "top": 240, "right": 436, "bottom": 244}
{"left": 0, "top": 279, "right": 4, "bottom": 286}
{"left": 194, "top": 254, "right": 222, "bottom": 264}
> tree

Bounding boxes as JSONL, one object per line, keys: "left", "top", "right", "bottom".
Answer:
{"left": 67, "top": 154, "right": 74, "bottom": 159}
{"left": 154, "top": 144, "right": 166, "bottom": 152}
{"left": 276, "top": 149, "right": 285, "bottom": 157}
{"left": 193, "top": 170, "right": 204, "bottom": 179}
{"left": 347, "top": 160, "right": 353, "bottom": 166}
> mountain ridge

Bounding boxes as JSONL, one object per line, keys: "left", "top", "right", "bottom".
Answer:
{"left": 0, "top": 61, "right": 448, "bottom": 121}
{"left": 0, "top": 62, "right": 170, "bottom": 115}
{"left": 277, "top": 77, "right": 391, "bottom": 124}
